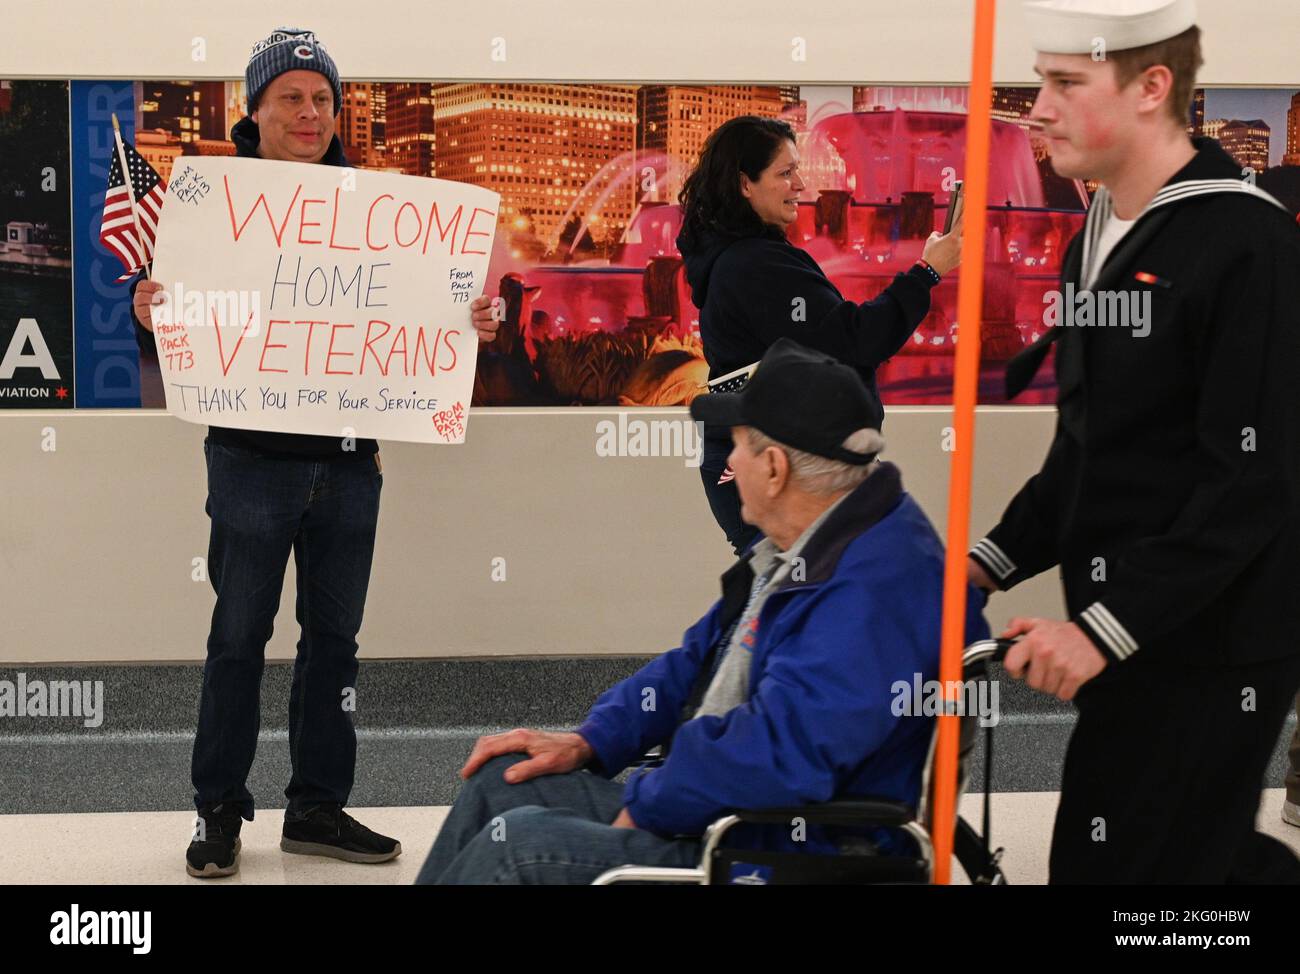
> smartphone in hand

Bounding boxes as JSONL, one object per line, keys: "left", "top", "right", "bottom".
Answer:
{"left": 944, "top": 180, "right": 964, "bottom": 235}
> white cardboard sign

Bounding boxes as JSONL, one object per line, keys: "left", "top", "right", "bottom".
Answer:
{"left": 148, "top": 156, "right": 500, "bottom": 443}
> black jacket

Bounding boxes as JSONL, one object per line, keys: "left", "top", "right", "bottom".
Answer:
{"left": 970, "top": 137, "right": 1300, "bottom": 667}
{"left": 678, "top": 225, "right": 936, "bottom": 438}
{"left": 131, "top": 116, "right": 378, "bottom": 459}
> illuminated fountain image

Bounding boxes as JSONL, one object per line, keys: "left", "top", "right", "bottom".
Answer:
{"left": 472, "top": 108, "right": 1088, "bottom": 407}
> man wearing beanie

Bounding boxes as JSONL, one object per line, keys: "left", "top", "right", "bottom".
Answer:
{"left": 130, "top": 26, "right": 501, "bottom": 878}
{"left": 968, "top": 0, "right": 1300, "bottom": 883}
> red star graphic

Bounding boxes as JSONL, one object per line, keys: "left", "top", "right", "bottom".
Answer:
{"left": 54, "top": 386, "right": 69, "bottom": 400}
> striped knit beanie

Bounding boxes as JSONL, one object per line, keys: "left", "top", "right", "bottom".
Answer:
{"left": 245, "top": 27, "right": 342, "bottom": 117}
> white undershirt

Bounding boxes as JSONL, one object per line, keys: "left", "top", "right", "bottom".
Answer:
{"left": 1086, "top": 212, "right": 1138, "bottom": 289}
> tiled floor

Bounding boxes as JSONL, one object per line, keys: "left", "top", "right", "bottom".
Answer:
{"left": 2, "top": 790, "right": 1297, "bottom": 885}
{"left": 0, "top": 805, "right": 447, "bottom": 886}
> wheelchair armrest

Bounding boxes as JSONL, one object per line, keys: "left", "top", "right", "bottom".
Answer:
{"left": 732, "top": 798, "right": 916, "bottom": 828}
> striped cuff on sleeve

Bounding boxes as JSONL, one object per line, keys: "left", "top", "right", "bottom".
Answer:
{"left": 970, "top": 538, "right": 1016, "bottom": 584}
{"left": 1075, "top": 602, "right": 1139, "bottom": 663}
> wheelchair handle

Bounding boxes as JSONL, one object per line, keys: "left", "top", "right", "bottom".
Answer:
{"left": 962, "top": 637, "right": 1018, "bottom": 667}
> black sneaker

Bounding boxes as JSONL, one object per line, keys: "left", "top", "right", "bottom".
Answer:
{"left": 280, "top": 804, "right": 401, "bottom": 863}
{"left": 186, "top": 803, "right": 244, "bottom": 878}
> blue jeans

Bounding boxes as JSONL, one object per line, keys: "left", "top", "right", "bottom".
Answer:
{"left": 415, "top": 754, "right": 703, "bottom": 884}
{"left": 191, "top": 438, "right": 382, "bottom": 820}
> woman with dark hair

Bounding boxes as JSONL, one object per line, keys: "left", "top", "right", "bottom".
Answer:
{"left": 678, "top": 114, "right": 962, "bottom": 553}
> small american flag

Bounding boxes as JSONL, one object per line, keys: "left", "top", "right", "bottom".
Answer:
{"left": 703, "top": 361, "right": 758, "bottom": 485}
{"left": 100, "top": 136, "right": 165, "bottom": 282}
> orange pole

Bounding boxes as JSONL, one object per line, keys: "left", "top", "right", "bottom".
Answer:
{"left": 932, "top": 0, "right": 996, "bottom": 885}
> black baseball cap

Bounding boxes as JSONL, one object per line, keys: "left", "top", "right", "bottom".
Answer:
{"left": 690, "top": 338, "right": 883, "bottom": 465}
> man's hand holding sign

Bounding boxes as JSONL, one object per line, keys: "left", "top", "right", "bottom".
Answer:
{"left": 145, "top": 156, "right": 501, "bottom": 443}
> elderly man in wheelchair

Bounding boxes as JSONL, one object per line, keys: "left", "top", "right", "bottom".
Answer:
{"left": 415, "top": 339, "right": 992, "bottom": 885}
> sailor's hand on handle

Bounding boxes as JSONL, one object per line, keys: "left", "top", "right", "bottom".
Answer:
{"left": 132, "top": 279, "right": 165, "bottom": 333}
{"left": 470, "top": 294, "right": 501, "bottom": 344}
{"left": 999, "top": 617, "right": 1107, "bottom": 701}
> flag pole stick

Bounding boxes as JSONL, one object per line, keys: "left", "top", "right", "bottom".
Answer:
{"left": 109, "top": 113, "right": 152, "bottom": 280}
{"left": 931, "top": 0, "right": 996, "bottom": 885}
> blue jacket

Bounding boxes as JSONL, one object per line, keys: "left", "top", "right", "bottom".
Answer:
{"left": 577, "top": 462, "right": 989, "bottom": 852}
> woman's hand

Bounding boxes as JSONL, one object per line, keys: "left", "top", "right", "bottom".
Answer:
{"left": 921, "top": 205, "right": 965, "bottom": 277}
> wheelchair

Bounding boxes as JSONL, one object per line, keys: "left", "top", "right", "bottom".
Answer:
{"left": 592, "top": 638, "right": 1012, "bottom": 885}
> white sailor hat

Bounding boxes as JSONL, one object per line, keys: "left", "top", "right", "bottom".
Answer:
{"left": 1024, "top": 0, "right": 1197, "bottom": 54}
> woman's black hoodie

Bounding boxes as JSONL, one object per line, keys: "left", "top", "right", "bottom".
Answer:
{"left": 677, "top": 224, "right": 937, "bottom": 436}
